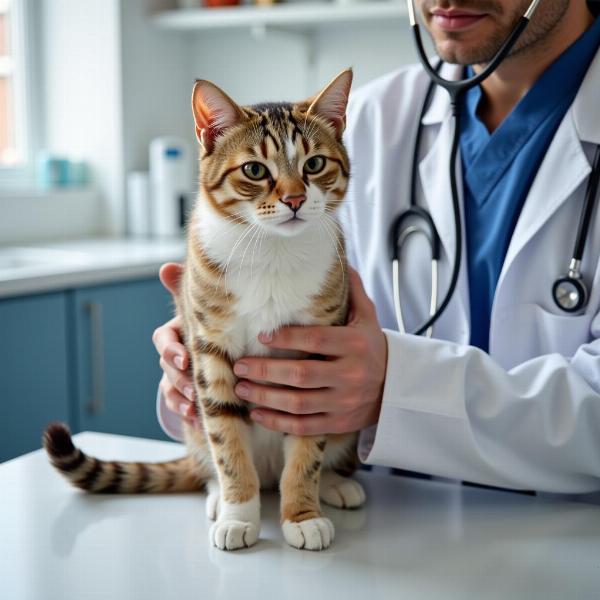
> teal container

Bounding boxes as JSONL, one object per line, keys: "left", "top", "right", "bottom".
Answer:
{"left": 37, "top": 153, "right": 70, "bottom": 188}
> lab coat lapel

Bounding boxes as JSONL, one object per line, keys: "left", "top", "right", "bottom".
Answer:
{"left": 418, "top": 62, "right": 463, "bottom": 263}
{"left": 419, "top": 116, "right": 459, "bottom": 261}
{"left": 497, "top": 48, "right": 600, "bottom": 291}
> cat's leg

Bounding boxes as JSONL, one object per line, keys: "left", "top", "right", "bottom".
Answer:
{"left": 280, "top": 435, "right": 334, "bottom": 551}
{"left": 319, "top": 433, "right": 365, "bottom": 509}
{"left": 319, "top": 471, "right": 366, "bottom": 509}
{"left": 205, "top": 478, "right": 220, "bottom": 521}
{"left": 193, "top": 348, "right": 260, "bottom": 551}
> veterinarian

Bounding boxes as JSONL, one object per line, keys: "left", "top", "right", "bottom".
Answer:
{"left": 154, "top": 0, "right": 600, "bottom": 495}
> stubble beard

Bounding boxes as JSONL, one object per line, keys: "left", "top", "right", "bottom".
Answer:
{"left": 419, "top": 0, "right": 571, "bottom": 65}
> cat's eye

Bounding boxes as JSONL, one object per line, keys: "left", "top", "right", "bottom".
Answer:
{"left": 242, "top": 162, "right": 269, "bottom": 181}
{"left": 303, "top": 155, "right": 326, "bottom": 175}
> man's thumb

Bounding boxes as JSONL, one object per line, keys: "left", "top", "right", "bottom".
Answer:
{"left": 159, "top": 262, "right": 184, "bottom": 298}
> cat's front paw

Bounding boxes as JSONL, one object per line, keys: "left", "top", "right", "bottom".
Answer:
{"left": 282, "top": 517, "right": 335, "bottom": 551}
{"left": 320, "top": 473, "right": 366, "bottom": 509}
{"left": 210, "top": 519, "right": 260, "bottom": 551}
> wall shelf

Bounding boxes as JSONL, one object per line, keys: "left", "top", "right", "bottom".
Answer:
{"left": 152, "top": 1, "right": 408, "bottom": 32}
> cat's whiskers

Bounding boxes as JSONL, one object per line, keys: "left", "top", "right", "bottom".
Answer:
{"left": 302, "top": 113, "right": 320, "bottom": 146}
{"left": 199, "top": 210, "right": 247, "bottom": 263}
{"left": 321, "top": 209, "right": 346, "bottom": 251}
{"left": 322, "top": 211, "right": 345, "bottom": 236}
{"left": 222, "top": 224, "right": 258, "bottom": 297}
{"left": 215, "top": 221, "right": 258, "bottom": 297}
{"left": 239, "top": 222, "right": 263, "bottom": 280}
{"left": 319, "top": 217, "right": 346, "bottom": 288}
{"left": 322, "top": 219, "right": 346, "bottom": 262}
{"left": 250, "top": 226, "right": 268, "bottom": 283}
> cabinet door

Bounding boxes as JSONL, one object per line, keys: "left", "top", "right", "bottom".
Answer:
{"left": 0, "top": 293, "right": 71, "bottom": 462}
{"left": 73, "top": 279, "right": 173, "bottom": 441}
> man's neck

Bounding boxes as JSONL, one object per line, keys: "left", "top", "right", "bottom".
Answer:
{"left": 473, "top": 4, "right": 595, "bottom": 133}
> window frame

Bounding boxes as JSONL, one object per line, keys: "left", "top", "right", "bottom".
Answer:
{"left": 0, "top": 0, "right": 41, "bottom": 189}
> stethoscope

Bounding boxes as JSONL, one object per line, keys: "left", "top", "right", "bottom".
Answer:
{"left": 391, "top": 0, "right": 600, "bottom": 337}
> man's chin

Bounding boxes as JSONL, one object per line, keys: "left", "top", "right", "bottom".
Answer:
{"left": 433, "top": 39, "right": 498, "bottom": 65}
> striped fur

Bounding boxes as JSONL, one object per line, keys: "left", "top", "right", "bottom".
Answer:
{"left": 43, "top": 70, "right": 364, "bottom": 550}
{"left": 43, "top": 422, "right": 208, "bottom": 493}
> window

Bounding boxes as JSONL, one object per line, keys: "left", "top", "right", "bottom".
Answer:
{"left": 0, "top": 0, "right": 36, "bottom": 185}
{"left": 0, "top": 1, "right": 18, "bottom": 165}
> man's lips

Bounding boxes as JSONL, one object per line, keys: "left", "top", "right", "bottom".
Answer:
{"left": 431, "top": 9, "right": 487, "bottom": 32}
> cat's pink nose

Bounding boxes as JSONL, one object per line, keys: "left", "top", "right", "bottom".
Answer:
{"left": 280, "top": 194, "right": 306, "bottom": 212}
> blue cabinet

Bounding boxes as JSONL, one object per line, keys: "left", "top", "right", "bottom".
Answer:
{"left": 0, "top": 278, "right": 175, "bottom": 462}
{"left": 73, "top": 279, "right": 173, "bottom": 440}
{"left": 0, "top": 293, "right": 71, "bottom": 462}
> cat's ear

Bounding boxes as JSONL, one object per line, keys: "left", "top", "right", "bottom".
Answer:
{"left": 191, "top": 80, "right": 244, "bottom": 152}
{"left": 306, "top": 68, "right": 353, "bottom": 139}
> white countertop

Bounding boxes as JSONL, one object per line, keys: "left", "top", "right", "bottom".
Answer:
{"left": 2, "top": 432, "right": 599, "bottom": 600}
{"left": 0, "top": 238, "right": 186, "bottom": 299}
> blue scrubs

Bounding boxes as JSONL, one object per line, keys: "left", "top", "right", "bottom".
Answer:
{"left": 461, "top": 17, "right": 600, "bottom": 352}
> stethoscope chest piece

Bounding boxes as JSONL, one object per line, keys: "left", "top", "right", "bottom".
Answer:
{"left": 552, "top": 261, "right": 589, "bottom": 313}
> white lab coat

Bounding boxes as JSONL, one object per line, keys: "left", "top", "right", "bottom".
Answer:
{"left": 157, "top": 54, "right": 600, "bottom": 496}
{"left": 344, "top": 54, "right": 600, "bottom": 494}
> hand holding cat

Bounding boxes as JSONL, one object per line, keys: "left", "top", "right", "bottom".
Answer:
{"left": 155, "top": 263, "right": 388, "bottom": 436}
{"left": 154, "top": 263, "right": 198, "bottom": 427}
{"left": 233, "top": 267, "right": 388, "bottom": 436}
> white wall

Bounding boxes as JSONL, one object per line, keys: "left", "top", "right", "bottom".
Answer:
{"left": 316, "top": 22, "right": 417, "bottom": 91}
{"left": 41, "top": 0, "right": 124, "bottom": 236}
{"left": 120, "top": 0, "right": 192, "bottom": 174}
{"left": 187, "top": 20, "right": 417, "bottom": 107}
{"left": 33, "top": 2, "right": 418, "bottom": 242}
{"left": 0, "top": 189, "right": 102, "bottom": 244}
{"left": 38, "top": 0, "right": 193, "bottom": 238}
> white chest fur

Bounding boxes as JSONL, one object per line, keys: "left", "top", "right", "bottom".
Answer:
{"left": 196, "top": 203, "right": 339, "bottom": 359}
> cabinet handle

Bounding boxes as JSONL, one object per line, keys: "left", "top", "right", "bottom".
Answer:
{"left": 84, "top": 302, "right": 105, "bottom": 415}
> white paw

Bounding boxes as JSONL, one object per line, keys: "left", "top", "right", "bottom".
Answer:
{"left": 210, "top": 519, "right": 260, "bottom": 551}
{"left": 320, "top": 475, "right": 366, "bottom": 509}
{"left": 282, "top": 517, "right": 335, "bottom": 551}
{"left": 206, "top": 491, "right": 220, "bottom": 521}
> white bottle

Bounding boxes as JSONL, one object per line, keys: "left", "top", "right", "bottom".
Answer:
{"left": 149, "top": 136, "right": 193, "bottom": 237}
{"left": 126, "top": 171, "right": 151, "bottom": 237}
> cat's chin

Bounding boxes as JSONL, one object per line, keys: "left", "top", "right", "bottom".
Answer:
{"left": 269, "top": 217, "right": 310, "bottom": 238}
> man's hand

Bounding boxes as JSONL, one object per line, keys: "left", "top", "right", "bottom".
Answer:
{"left": 153, "top": 263, "right": 197, "bottom": 427}
{"left": 233, "top": 268, "right": 388, "bottom": 436}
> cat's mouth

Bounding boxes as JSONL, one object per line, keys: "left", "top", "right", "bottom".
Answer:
{"left": 281, "top": 216, "right": 305, "bottom": 225}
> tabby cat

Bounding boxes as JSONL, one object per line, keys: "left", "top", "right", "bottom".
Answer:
{"left": 44, "top": 69, "right": 365, "bottom": 552}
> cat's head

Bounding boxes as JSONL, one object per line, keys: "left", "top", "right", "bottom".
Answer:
{"left": 191, "top": 70, "right": 352, "bottom": 238}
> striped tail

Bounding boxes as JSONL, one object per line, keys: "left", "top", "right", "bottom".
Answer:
{"left": 43, "top": 422, "right": 206, "bottom": 494}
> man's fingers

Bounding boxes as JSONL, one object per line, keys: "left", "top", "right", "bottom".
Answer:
{"left": 160, "top": 358, "right": 194, "bottom": 400}
{"left": 259, "top": 325, "right": 360, "bottom": 356}
{"left": 235, "top": 381, "right": 337, "bottom": 414}
{"left": 152, "top": 315, "right": 185, "bottom": 356}
{"left": 160, "top": 374, "right": 195, "bottom": 418}
{"left": 233, "top": 358, "right": 338, "bottom": 389}
{"left": 249, "top": 409, "right": 341, "bottom": 436}
{"left": 159, "top": 262, "right": 184, "bottom": 298}
{"left": 162, "top": 340, "right": 189, "bottom": 372}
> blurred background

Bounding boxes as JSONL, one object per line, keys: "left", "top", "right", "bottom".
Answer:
{"left": 0, "top": 0, "right": 416, "bottom": 462}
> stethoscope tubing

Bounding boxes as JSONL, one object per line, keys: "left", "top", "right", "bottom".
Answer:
{"left": 400, "top": 0, "right": 543, "bottom": 335}
{"left": 574, "top": 145, "right": 600, "bottom": 261}
{"left": 398, "top": 0, "right": 599, "bottom": 333}
{"left": 394, "top": 0, "right": 560, "bottom": 335}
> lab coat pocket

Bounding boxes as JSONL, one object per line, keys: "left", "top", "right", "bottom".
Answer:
{"left": 511, "top": 303, "right": 592, "bottom": 361}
